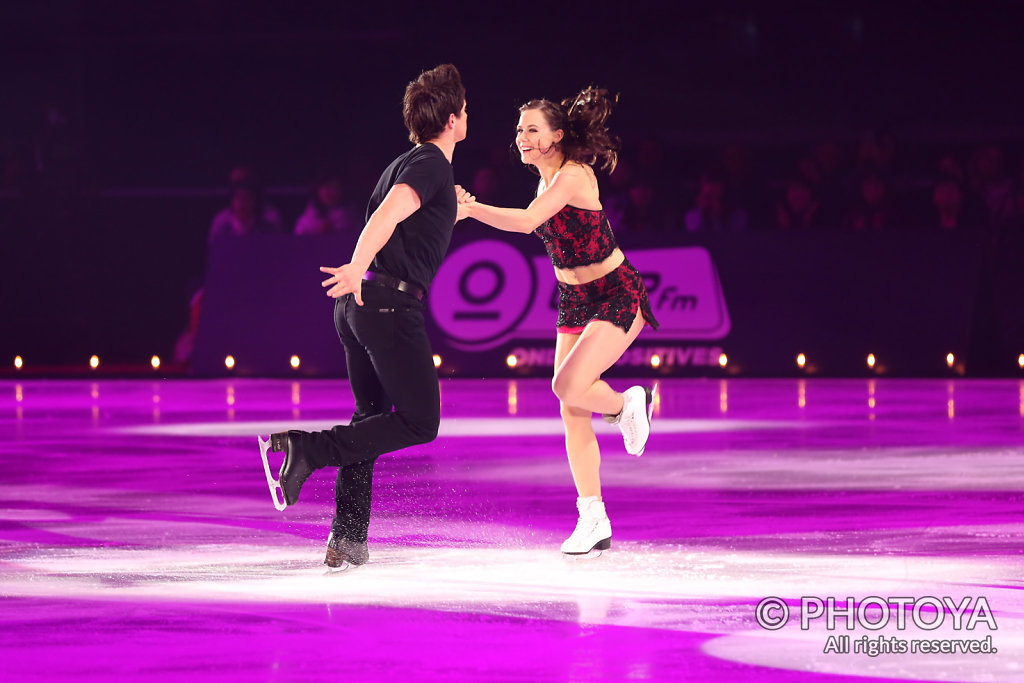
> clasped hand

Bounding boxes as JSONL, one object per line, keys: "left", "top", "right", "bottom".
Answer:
{"left": 455, "top": 185, "right": 475, "bottom": 220}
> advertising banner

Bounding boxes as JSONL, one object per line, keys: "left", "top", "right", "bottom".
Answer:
{"left": 428, "top": 240, "right": 731, "bottom": 372}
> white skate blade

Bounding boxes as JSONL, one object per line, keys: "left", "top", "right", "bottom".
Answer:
{"left": 324, "top": 560, "right": 353, "bottom": 574}
{"left": 258, "top": 435, "right": 287, "bottom": 511}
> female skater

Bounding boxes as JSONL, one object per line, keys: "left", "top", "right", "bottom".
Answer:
{"left": 458, "top": 88, "right": 658, "bottom": 556}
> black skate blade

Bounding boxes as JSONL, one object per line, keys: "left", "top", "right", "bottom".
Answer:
{"left": 562, "top": 549, "right": 606, "bottom": 561}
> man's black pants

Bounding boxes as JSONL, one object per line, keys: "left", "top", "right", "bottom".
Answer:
{"left": 292, "top": 283, "right": 440, "bottom": 542}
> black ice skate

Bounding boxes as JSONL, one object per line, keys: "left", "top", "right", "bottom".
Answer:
{"left": 324, "top": 532, "right": 369, "bottom": 571}
{"left": 257, "top": 431, "right": 314, "bottom": 510}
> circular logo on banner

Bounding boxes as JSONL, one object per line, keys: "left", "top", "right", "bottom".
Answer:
{"left": 430, "top": 240, "right": 537, "bottom": 347}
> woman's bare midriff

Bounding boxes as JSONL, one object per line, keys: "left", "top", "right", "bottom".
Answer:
{"left": 552, "top": 248, "right": 625, "bottom": 285}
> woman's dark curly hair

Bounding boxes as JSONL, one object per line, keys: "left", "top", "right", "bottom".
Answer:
{"left": 519, "top": 86, "right": 620, "bottom": 173}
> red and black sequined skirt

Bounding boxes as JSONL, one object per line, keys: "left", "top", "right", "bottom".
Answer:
{"left": 556, "top": 258, "right": 660, "bottom": 334}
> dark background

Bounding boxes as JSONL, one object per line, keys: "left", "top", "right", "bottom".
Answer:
{"left": 1, "top": 0, "right": 1022, "bottom": 374}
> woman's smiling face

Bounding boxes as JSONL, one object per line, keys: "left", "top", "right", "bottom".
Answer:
{"left": 515, "top": 108, "right": 562, "bottom": 165}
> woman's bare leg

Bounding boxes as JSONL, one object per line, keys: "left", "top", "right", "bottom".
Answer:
{"left": 554, "top": 332, "right": 602, "bottom": 498}
{"left": 553, "top": 311, "right": 645, "bottom": 414}
{"left": 553, "top": 311, "right": 646, "bottom": 498}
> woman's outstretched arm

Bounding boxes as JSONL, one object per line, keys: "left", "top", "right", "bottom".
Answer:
{"left": 457, "top": 165, "right": 589, "bottom": 233}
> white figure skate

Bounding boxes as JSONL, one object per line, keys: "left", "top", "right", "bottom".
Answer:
{"left": 561, "top": 497, "right": 612, "bottom": 558}
{"left": 604, "top": 385, "right": 655, "bottom": 456}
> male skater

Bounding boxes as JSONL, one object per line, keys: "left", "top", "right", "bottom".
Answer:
{"left": 258, "top": 64, "right": 470, "bottom": 569}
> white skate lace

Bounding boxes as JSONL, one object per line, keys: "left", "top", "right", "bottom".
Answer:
{"left": 568, "top": 515, "right": 599, "bottom": 543}
{"left": 620, "top": 395, "right": 642, "bottom": 449}
{"left": 621, "top": 417, "right": 641, "bottom": 449}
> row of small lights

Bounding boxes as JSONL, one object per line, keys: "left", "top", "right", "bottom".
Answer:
{"left": 510, "top": 352, "right": 1023, "bottom": 371}
{"left": 11, "top": 354, "right": 297, "bottom": 371}
{"left": 503, "top": 353, "right": 733, "bottom": 369}
{"left": 212, "top": 355, "right": 307, "bottom": 370}
{"left": 11, "top": 353, "right": 1024, "bottom": 372}
{"left": 11, "top": 355, "right": 168, "bottom": 371}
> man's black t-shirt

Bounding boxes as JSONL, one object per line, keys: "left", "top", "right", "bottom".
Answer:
{"left": 366, "top": 143, "right": 456, "bottom": 291}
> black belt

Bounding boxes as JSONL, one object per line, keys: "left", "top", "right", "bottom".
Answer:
{"left": 363, "top": 271, "right": 425, "bottom": 300}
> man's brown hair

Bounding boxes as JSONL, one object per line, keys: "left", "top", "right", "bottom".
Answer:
{"left": 403, "top": 64, "right": 465, "bottom": 144}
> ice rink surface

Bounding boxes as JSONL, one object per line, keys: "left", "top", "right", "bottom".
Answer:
{"left": 2, "top": 377, "right": 1023, "bottom": 681}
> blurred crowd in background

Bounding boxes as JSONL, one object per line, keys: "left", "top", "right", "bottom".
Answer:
{"left": 3, "top": 1, "right": 1023, "bottom": 368}
{"left": 5, "top": 108, "right": 1024, "bottom": 240}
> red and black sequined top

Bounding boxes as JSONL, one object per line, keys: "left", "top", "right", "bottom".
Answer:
{"left": 535, "top": 206, "right": 619, "bottom": 269}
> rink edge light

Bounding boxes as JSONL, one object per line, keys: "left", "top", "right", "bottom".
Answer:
{"left": 9, "top": 350, "right": 1024, "bottom": 376}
